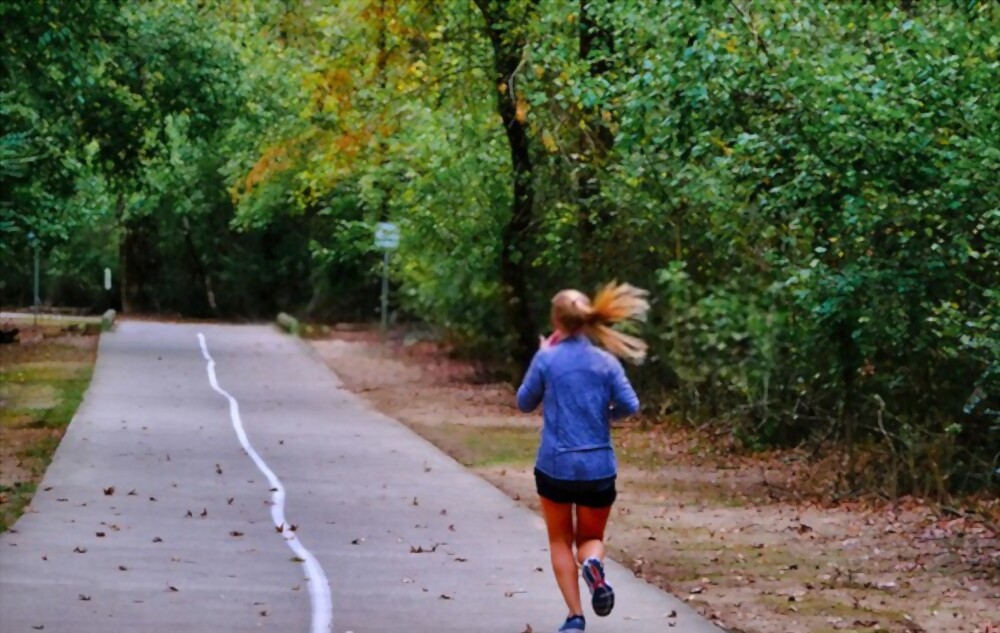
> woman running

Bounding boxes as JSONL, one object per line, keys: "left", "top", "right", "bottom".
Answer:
{"left": 516, "top": 282, "right": 649, "bottom": 632}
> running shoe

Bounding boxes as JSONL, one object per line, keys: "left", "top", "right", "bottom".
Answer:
{"left": 582, "top": 557, "right": 615, "bottom": 616}
{"left": 558, "top": 615, "right": 586, "bottom": 631}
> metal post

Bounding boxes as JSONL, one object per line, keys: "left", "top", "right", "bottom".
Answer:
{"left": 27, "top": 232, "right": 39, "bottom": 326}
{"left": 380, "top": 249, "right": 390, "bottom": 336}
{"left": 33, "top": 244, "right": 40, "bottom": 311}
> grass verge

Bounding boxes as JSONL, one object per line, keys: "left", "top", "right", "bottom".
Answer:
{"left": 411, "top": 423, "right": 538, "bottom": 468}
{"left": 0, "top": 330, "right": 97, "bottom": 532}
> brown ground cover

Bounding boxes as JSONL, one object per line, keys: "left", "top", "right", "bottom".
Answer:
{"left": 311, "top": 328, "right": 999, "bottom": 633}
{"left": 0, "top": 322, "right": 98, "bottom": 531}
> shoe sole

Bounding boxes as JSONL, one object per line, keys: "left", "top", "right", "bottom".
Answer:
{"left": 592, "top": 584, "right": 615, "bottom": 617}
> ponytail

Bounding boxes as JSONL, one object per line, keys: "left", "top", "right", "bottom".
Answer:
{"left": 584, "top": 282, "right": 649, "bottom": 363}
{"left": 551, "top": 282, "right": 649, "bottom": 363}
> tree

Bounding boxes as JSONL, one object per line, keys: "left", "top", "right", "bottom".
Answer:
{"left": 473, "top": 0, "right": 541, "bottom": 371}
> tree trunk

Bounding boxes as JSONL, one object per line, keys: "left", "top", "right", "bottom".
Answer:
{"left": 474, "top": 0, "right": 539, "bottom": 373}
{"left": 116, "top": 194, "right": 133, "bottom": 314}
{"left": 577, "top": 0, "right": 616, "bottom": 285}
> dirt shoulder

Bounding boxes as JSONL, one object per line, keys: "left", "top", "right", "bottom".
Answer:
{"left": 0, "top": 321, "right": 99, "bottom": 531}
{"left": 311, "top": 329, "right": 999, "bottom": 633}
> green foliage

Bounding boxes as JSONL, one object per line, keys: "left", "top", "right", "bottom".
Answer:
{"left": 3, "top": 0, "right": 997, "bottom": 495}
{"left": 523, "top": 1, "right": 999, "bottom": 493}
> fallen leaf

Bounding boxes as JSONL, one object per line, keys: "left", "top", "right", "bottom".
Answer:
{"left": 103, "top": 487, "right": 115, "bottom": 496}
{"left": 230, "top": 531, "right": 244, "bottom": 537}
{"left": 168, "top": 586, "right": 179, "bottom": 592}
{"left": 73, "top": 547, "right": 87, "bottom": 554}
{"left": 78, "top": 594, "right": 91, "bottom": 601}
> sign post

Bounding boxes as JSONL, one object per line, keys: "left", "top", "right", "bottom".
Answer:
{"left": 104, "top": 267, "right": 112, "bottom": 310}
{"left": 374, "top": 222, "right": 400, "bottom": 335}
{"left": 27, "top": 232, "right": 39, "bottom": 325}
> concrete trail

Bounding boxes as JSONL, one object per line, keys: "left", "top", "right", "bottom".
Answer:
{"left": 0, "top": 321, "right": 723, "bottom": 633}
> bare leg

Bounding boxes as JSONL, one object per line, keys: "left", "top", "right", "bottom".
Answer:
{"left": 575, "top": 504, "right": 612, "bottom": 564}
{"left": 540, "top": 497, "right": 583, "bottom": 617}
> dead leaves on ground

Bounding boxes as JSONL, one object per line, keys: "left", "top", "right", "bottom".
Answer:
{"left": 409, "top": 543, "right": 439, "bottom": 554}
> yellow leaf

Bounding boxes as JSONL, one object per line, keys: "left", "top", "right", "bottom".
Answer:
{"left": 542, "top": 131, "right": 558, "bottom": 153}
{"left": 515, "top": 96, "right": 529, "bottom": 123}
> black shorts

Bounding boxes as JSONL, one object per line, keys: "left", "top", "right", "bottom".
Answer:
{"left": 534, "top": 468, "right": 617, "bottom": 508}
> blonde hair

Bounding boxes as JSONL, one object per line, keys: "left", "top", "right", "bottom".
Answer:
{"left": 551, "top": 282, "right": 650, "bottom": 363}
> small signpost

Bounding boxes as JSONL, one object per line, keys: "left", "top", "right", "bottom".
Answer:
{"left": 374, "top": 222, "right": 400, "bottom": 334}
{"left": 27, "top": 232, "right": 39, "bottom": 325}
{"left": 104, "top": 267, "right": 113, "bottom": 311}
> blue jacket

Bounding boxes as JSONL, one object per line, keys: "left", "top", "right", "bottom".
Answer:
{"left": 516, "top": 335, "right": 640, "bottom": 481}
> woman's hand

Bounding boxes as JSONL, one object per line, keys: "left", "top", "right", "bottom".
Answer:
{"left": 539, "top": 331, "right": 563, "bottom": 350}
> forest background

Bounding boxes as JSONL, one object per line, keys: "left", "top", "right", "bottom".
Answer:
{"left": 2, "top": 0, "right": 997, "bottom": 500}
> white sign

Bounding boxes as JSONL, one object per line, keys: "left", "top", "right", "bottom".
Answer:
{"left": 374, "top": 222, "right": 400, "bottom": 249}
{"left": 104, "top": 268, "right": 112, "bottom": 291}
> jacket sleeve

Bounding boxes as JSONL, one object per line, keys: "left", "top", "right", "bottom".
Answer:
{"left": 609, "top": 359, "right": 640, "bottom": 421}
{"left": 516, "top": 353, "right": 545, "bottom": 413}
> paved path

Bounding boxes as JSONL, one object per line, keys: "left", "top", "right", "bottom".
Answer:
{"left": 0, "top": 322, "right": 723, "bottom": 633}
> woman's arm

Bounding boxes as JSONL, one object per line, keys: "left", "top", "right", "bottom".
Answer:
{"left": 609, "top": 360, "right": 640, "bottom": 420}
{"left": 516, "top": 353, "right": 546, "bottom": 412}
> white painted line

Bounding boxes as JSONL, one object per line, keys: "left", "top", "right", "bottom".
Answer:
{"left": 198, "top": 333, "right": 333, "bottom": 633}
